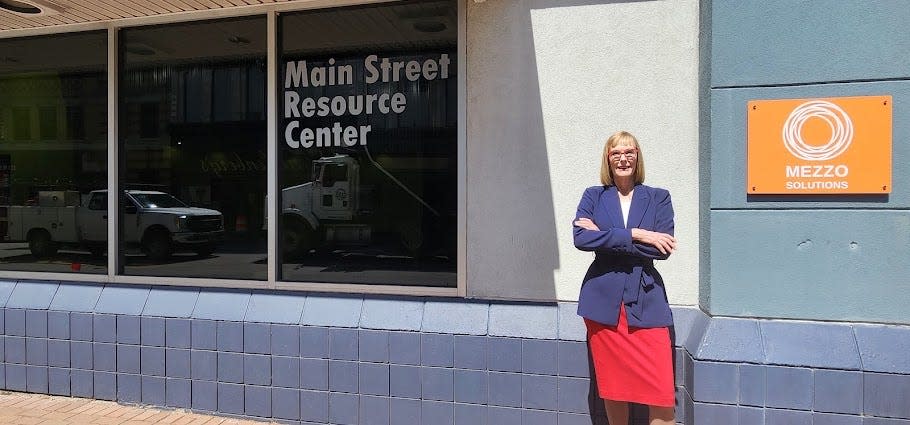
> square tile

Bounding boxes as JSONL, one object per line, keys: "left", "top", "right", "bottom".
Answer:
{"left": 455, "top": 403, "right": 487, "bottom": 425}
{"left": 454, "top": 335, "right": 487, "bottom": 370}
{"left": 522, "top": 339, "right": 557, "bottom": 375}
{"left": 25, "top": 310, "right": 47, "bottom": 337}
{"left": 739, "top": 364, "right": 766, "bottom": 407}
{"left": 422, "top": 367, "right": 454, "bottom": 401}
{"left": 47, "top": 311, "right": 70, "bottom": 340}
{"left": 244, "top": 354, "right": 271, "bottom": 386}
{"left": 329, "top": 360, "right": 358, "bottom": 393}
{"left": 389, "top": 332, "right": 420, "bottom": 365}
{"left": 692, "top": 361, "right": 739, "bottom": 404}
{"left": 93, "top": 343, "right": 116, "bottom": 372}
{"left": 93, "top": 314, "right": 116, "bottom": 343}
{"left": 522, "top": 374, "right": 558, "bottom": 411}
{"left": 300, "top": 358, "right": 328, "bottom": 390}
{"left": 557, "top": 341, "right": 589, "bottom": 378}
{"left": 191, "top": 319, "right": 217, "bottom": 350}
{"left": 330, "top": 328, "right": 359, "bottom": 361}
{"left": 26, "top": 365, "right": 48, "bottom": 393}
{"left": 390, "top": 364, "right": 421, "bottom": 399}
{"left": 300, "top": 390, "right": 329, "bottom": 423}
{"left": 140, "top": 317, "right": 166, "bottom": 347}
{"left": 117, "top": 373, "right": 141, "bottom": 403}
{"left": 70, "top": 369, "right": 93, "bottom": 397}
{"left": 5, "top": 309, "right": 25, "bottom": 336}
{"left": 245, "top": 385, "right": 272, "bottom": 417}
{"left": 217, "top": 352, "right": 244, "bottom": 384}
{"left": 272, "top": 387, "right": 301, "bottom": 420}
{"left": 488, "top": 372, "right": 522, "bottom": 408}
{"left": 272, "top": 355, "right": 300, "bottom": 388}
{"left": 329, "top": 392, "right": 359, "bottom": 425}
{"left": 26, "top": 338, "right": 48, "bottom": 366}
{"left": 244, "top": 323, "right": 270, "bottom": 354}
{"left": 360, "top": 330, "right": 389, "bottom": 363}
{"left": 421, "top": 334, "right": 454, "bottom": 368}
{"left": 217, "top": 382, "right": 245, "bottom": 415}
{"left": 360, "top": 396, "right": 390, "bottom": 425}
{"left": 522, "top": 409, "right": 556, "bottom": 425}
{"left": 359, "top": 363, "right": 390, "bottom": 396}
{"left": 765, "top": 408, "right": 812, "bottom": 425}
{"left": 94, "top": 371, "right": 116, "bottom": 400}
{"left": 70, "top": 313, "right": 92, "bottom": 341}
{"left": 192, "top": 380, "right": 218, "bottom": 411}
{"left": 864, "top": 372, "right": 910, "bottom": 419}
{"left": 556, "top": 377, "right": 591, "bottom": 414}
{"left": 191, "top": 350, "right": 217, "bottom": 381}
{"left": 166, "top": 378, "right": 191, "bottom": 408}
{"left": 454, "top": 369, "right": 488, "bottom": 405}
{"left": 765, "top": 366, "right": 813, "bottom": 410}
{"left": 5, "top": 364, "right": 25, "bottom": 391}
{"left": 140, "top": 346, "right": 165, "bottom": 376}
{"left": 271, "top": 324, "right": 300, "bottom": 357}
{"left": 815, "top": 369, "right": 862, "bottom": 414}
{"left": 300, "top": 326, "right": 329, "bottom": 358}
{"left": 165, "top": 348, "right": 191, "bottom": 379}
{"left": 165, "top": 319, "right": 191, "bottom": 348}
{"left": 488, "top": 337, "right": 521, "bottom": 372}
{"left": 70, "top": 341, "right": 92, "bottom": 370}
{"left": 390, "top": 398, "right": 421, "bottom": 425}
{"left": 116, "top": 315, "right": 140, "bottom": 344}
{"left": 217, "top": 321, "right": 244, "bottom": 352}
{"left": 141, "top": 376, "right": 166, "bottom": 405}
{"left": 48, "top": 367, "right": 70, "bottom": 396}
{"left": 422, "top": 400, "right": 454, "bottom": 425}
{"left": 5, "top": 336, "right": 24, "bottom": 364}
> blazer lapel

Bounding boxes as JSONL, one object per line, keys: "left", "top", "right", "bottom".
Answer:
{"left": 626, "top": 185, "right": 650, "bottom": 229}
{"left": 599, "top": 186, "right": 625, "bottom": 229}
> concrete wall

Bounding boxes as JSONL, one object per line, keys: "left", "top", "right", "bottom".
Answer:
{"left": 706, "top": 0, "right": 910, "bottom": 324}
{"left": 465, "top": 0, "right": 701, "bottom": 305}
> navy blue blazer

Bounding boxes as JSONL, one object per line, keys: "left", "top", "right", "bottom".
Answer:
{"left": 573, "top": 184, "right": 675, "bottom": 328}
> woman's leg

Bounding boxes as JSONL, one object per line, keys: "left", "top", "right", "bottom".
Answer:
{"left": 604, "top": 399, "right": 629, "bottom": 425}
{"left": 648, "top": 405, "right": 675, "bottom": 425}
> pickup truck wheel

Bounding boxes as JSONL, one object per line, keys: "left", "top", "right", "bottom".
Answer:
{"left": 193, "top": 243, "right": 216, "bottom": 257}
{"left": 28, "top": 230, "right": 58, "bottom": 258}
{"left": 143, "top": 232, "right": 173, "bottom": 261}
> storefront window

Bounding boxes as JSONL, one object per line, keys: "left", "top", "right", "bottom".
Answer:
{"left": 0, "top": 31, "right": 108, "bottom": 274}
{"left": 278, "top": 0, "right": 458, "bottom": 286}
{"left": 119, "top": 17, "right": 267, "bottom": 280}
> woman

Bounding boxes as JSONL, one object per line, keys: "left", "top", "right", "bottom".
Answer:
{"left": 573, "top": 130, "right": 676, "bottom": 425}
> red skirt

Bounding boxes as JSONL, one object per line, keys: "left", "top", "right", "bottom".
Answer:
{"left": 585, "top": 304, "right": 675, "bottom": 407}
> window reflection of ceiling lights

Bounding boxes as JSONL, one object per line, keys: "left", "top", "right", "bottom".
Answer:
{"left": 125, "top": 44, "right": 156, "bottom": 56}
{"left": 228, "top": 36, "right": 251, "bottom": 45}
{"left": 0, "top": 0, "right": 63, "bottom": 16}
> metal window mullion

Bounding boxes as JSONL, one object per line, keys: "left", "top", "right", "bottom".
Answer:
{"left": 457, "top": 0, "right": 467, "bottom": 297}
{"left": 107, "top": 25, "right": 120, "bottom": 277}
{"left": 266, "top": 10, "right": 277, "bottom": 287}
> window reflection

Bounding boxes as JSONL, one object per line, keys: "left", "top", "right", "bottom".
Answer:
{"left": 119, "top": 17, "right": 267, "bottom": 280}
{"left": 279, "top": 1, "right": 458, "bottom": 287}
{"left": 0, "top": 31, "right": 108, "bottom": 274}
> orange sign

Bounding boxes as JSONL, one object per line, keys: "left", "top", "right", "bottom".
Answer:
{"left": 747, "top": 95, "right": 891, "bottom": 194}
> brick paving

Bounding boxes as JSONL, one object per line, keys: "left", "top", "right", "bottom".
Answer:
{"left": 0, "top": 391, "right": 278, "bottom": 425}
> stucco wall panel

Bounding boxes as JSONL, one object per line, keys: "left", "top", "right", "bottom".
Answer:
{"left": 466, "top": 0, "right": 700, "bottom": 304}
{"left": 712, "top": 0, "right": 910, "bottom": 87}
{"left": 710, "top": 209, "right": 910, "bottom": 324}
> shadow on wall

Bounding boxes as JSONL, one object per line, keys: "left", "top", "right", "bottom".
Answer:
{"left": 465, "top": 0, "right": 657, "bottom": 301}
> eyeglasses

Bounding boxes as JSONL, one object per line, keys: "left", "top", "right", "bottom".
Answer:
{"left": 608, "top": 149, "right": 637, "bottom": 161}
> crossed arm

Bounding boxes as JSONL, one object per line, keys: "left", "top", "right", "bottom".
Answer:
{"left": 572, "top": 189, "right": 676, "bottom": 259}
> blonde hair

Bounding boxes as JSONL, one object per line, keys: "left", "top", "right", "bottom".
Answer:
{"left": 600, "top": 130, "right": 645, "bottom": 186}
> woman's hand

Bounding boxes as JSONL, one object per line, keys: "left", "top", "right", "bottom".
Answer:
{"left": 631, "top": 228, "right": 676, "bottom": 255}
{"left": 574, "top": 217, "right": 600, "bottom": 231}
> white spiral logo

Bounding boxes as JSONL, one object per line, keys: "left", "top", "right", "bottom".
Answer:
{"left": 782, "top": 100, "right": 854, "bottom": 161}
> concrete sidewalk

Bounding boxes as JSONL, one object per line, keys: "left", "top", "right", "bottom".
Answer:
{"left": 0, "top": 391, "right": 277, "bottom": 425}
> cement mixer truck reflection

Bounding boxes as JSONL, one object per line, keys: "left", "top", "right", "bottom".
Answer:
{"left": 278, "top": 154, "right": 454, "bottom": 259}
